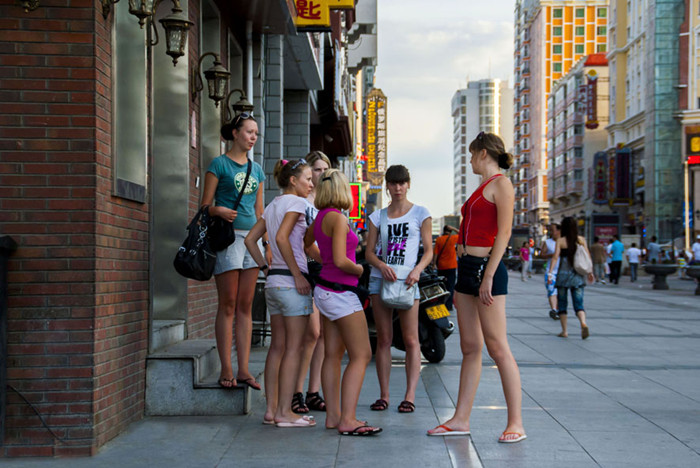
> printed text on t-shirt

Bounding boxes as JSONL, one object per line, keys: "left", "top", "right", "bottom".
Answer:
{"left": 385, "top": 222, "right": 409, "bottom": 266}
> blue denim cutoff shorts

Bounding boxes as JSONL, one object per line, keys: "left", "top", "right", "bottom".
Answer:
{"left": 265, "top": 287, "right": 313, "bottom": 317}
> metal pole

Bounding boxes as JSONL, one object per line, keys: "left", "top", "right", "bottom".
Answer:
{"left": 0, "top": 236, "right": 17, "bottom": 447}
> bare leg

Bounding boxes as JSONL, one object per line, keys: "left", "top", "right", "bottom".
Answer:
{"left": 334, "top": 310, "right": 375, "bottom": 434}
{"left": 274, "top": 315, "right": 310, "bottom": 424}
{"left": 234, "top": 268, "right": 259, "bottom": 382}
{"left": 559, "top": 314, "right": 568, "bottom": 337}
{"left": 294, "top": 306, "right": 321, "bottom": 393}
{"left": 215, "top": 270, "right": 240, "bottom": 386}
{"left": 479, "top": 296, "right": 525, "bottom": 437}
{"left": 321, "top": 316, "right": 345, "bottom": 429}
{"left": 307, "top": 316, "right": 324, "bottom": 393}
{"left": 371, "top": 295, "right": 393, "bottom": 404}
{"left": 398, "top": 300, "right": 421, "bottom": 405}
{"left": 263, "top": 314, "right": 285, "bottom": 422}
{"left": 428, "top": 292, "right": 482, "bottom": 434}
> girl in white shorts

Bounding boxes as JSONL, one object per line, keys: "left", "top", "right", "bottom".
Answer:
{"left": 304, "top": 169, "right": 381, "bottom": 436}
{"left": 245, "top": 159, "right": 315, "bottom": 428}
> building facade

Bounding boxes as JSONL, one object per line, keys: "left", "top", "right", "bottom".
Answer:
{"left": 451, "top": 80, "right": 513, "bottom": 214}
{"left": 606, "top": 0, "right": 686, "bottom": 242}
{"left": 547, "top": 54, "right": 612, "bottom": 240}
{"left": 514, "top": 0, "right": 609, "bottom": 241}
{"left": 0, "top": 0, "right": 374, "bottom": 457}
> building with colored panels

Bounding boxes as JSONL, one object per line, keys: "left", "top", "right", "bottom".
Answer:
{"left": 513, "top": 0, "right": 608, "bottom": 241}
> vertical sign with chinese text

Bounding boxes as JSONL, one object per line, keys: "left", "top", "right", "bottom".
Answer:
{"left": 349, "top": 183, "right": 361, "bottom": 219}
{"left": 365, "top": 88, "right": 387, "bottom": 194}
{"left": 593, "top": 151, "right": 607, "bottom": 204}
{"left": 585, "top": 70, "right": 599, "bottom": 129}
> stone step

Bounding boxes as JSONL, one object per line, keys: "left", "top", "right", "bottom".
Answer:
{"left": 151, "top": 319, "right": 186, "bottom": 351}
{"left": 145, "top": 339, "right": 249, "bottom": 416}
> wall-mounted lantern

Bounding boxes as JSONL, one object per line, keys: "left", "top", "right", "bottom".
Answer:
{"left": 191, "top": 53, "right": 230, "bottom": 107}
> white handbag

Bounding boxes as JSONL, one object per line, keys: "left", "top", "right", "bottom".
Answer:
{"left": 573, "top": 243, "right": 593, "bottom": 276}
{"left": 379, "top": 208, "right": 417, "bottom": 309}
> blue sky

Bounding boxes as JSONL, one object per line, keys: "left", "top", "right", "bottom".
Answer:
{"left": 375, "top": 0, "right": 515, "bottom": 219}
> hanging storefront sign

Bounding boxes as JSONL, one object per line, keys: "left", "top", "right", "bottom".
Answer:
{"left": 613, "top": 147, "right": 632, "bottom": 205}
{"left": 294, "top": 0, "right": 355, "bottom": 30}
{"left": 686, "top": 125, "right": 700, "bottom": 165}
{"left": 593, "top": 151, "right": 607, "bottom": 204}
{"left": 349, "top": 182, "right": 362, "bottom": 219}
{"left": 365, "top": 88, "right": 387, "bottom": 179}
{"left": 585, "top": 70, "right": 598, "bottom": 129}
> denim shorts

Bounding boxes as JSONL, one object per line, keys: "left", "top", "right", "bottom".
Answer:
{"left": 265, "top": 287, "right": 313, "bottom": 317}
{"left": 313, "top": 287, "right": 363, "bottom": 321}
{"left": 368, "top": 275, "right": 420, "bottom": 300}
{"left": 454, "top": 255, "right": 508, "bottom": 297}
{"left": 213, "top": 229, "right": 260, "bottom": 275}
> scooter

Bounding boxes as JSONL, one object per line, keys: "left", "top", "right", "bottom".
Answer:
{"left": 363, "top": 266, "right": 455, "bottom": 363}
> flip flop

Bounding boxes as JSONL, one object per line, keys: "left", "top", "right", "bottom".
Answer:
{"left": 398, "top": 400, "right": 415, "bottom": 413}
{"left": 427, "top": 425, "right": 470, "bottom": 437}
{"left": 338, "top": 425, "right": 382, "bottom": 436}
{"left": 370, "top": 399, "right": 388, "bottom": 411}
{"left": 581, "top": 326, "right": 590, "bottom": 340}
{"left": 262, "top": 419, "right": 275, "bottom": 426}
{"left": 275, "top": 416, "right": 316, "bottom": 428}
{"left": 237, "top": 377, "right": 262, "bottom": 391}
{"left": 218, "top": 377, "right": 236, "bottom": 389}
{"left": 498, "top": 431, "right": 527, "bottom": 443}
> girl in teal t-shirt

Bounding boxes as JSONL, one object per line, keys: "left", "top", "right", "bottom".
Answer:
{"left": 201, "top": 113, "right": 267, "bottom": 391}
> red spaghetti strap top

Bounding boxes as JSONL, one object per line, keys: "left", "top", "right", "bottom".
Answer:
{"left": 458, "top": 174, "right": 502, "bottom": 248}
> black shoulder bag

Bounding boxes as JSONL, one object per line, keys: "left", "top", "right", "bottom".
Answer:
{"left": 173, "top": 207, "right": 217, "bottom": 281}
{"left": 207, "top": 159, "right": 253, "bottom": 252}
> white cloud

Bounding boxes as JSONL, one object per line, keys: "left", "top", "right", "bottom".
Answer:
{"left": 375, "top": 1, "right": 515, "bottom": 219}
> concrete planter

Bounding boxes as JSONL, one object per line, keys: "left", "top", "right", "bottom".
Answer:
{"left": 643, "top": 264, "right": 678, "bottom": 290}
{"left": 685, "top": 266, "right": 700, "bottom": 295}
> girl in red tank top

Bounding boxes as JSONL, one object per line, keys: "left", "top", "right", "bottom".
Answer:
{"left": 428, "top": 132, "right": 526, "bottom": 444}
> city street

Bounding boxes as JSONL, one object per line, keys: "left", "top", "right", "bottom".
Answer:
{"left": 4, "top": 270, "right": 700, "bottom": 468}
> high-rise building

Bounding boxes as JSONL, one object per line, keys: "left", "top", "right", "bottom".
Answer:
{"left": 451, "top": 80, "right": 513, "bottom": 214}
{"left": 513, "top": 0, "right": 608, "bottom": 241}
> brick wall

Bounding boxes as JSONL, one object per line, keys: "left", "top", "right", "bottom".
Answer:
{"left": 0, "top": 1, "right": 148, "bottom": 456}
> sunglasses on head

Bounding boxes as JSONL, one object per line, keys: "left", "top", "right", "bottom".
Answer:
{"left": 290, "top": 158, "right": 307, "bottom": 170}
{"left": 477, "top": 131, "right": 485, "bottom": 141}
{"left": 232, "top": 112, "right": 252, "bottom": 127}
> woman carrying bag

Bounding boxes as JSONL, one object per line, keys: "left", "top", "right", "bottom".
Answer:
{"left": 548, "top": 216, "right": 594, "bottom": 339}
{"left": 365, "top": 165, "right": 432, "bottom": 414}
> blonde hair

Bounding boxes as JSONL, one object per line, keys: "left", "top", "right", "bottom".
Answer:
{"left": 305, "top": 150, "right": 331, "bottom": 168}
{"left": 315, "top": 168, "right": 352, "bottom": 211}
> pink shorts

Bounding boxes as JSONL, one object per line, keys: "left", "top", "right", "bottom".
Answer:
{"left": 313, "top": 287, "right": 363, "bottom": 321}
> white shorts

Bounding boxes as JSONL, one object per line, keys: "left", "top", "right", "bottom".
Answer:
{"left": 214, "top": 229, "right": 261, "bottom": 275}
{"left": 313, "top": 287, "right": 363, "bottom": 321}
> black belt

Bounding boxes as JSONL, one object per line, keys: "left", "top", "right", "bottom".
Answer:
{"left": 314, "top": 277, "right": 369, "bottom": 305}
{"left": 267, "top": 268, "right": 313, "bottom": 284}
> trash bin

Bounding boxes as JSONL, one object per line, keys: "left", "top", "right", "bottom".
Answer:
{"left": 0, "top": 235, "right": 18, "bottom": 446}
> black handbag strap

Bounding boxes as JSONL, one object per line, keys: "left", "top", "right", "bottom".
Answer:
{"left": 232, "top": 160, "right": 253, "bottom": 210}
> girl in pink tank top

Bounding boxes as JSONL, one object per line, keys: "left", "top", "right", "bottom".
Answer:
{"left": 304, "top": 169, "right": 382, "bottom": 436}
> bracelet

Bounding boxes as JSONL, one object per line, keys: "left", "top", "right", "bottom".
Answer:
{"left": 262, "top": 240, "right": 269, "bottom": 247}
{"left": 259, "top": 265, "right": 268, "bottom": 271}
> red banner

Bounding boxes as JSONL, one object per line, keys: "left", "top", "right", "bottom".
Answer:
{"left": 585, "top": 73, "right": 598, "bottom": 129}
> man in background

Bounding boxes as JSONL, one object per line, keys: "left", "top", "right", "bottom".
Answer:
{"left": 609, "top": 235, "right": 625, "bottom": 285}
{"left": 539, "top": 223, "right": 561, "bottom": 320}
{"left": 590, "top": 236, "right": 607, "bottom": 284}
{"left": 626, "top": 242, "right": 642, "bottom": 282}
{"left": 646, "top": 236, "right": 661, "bottom": 264}
{"left": 432, "top": 225, "right": 458, "bottom": 310}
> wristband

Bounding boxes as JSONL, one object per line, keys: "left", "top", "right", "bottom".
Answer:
{"left": 262, "top": 241, "right": 269, "bottom": 247}
{"left": 259, "top": 265, "right": 268, "bottom": 271}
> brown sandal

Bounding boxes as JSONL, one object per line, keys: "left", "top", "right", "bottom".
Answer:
{"left": 370, "top": 399, "right": 388, "bottom": 411}
{"left": 398, "top": 400, "right": 415, "bottom": 413}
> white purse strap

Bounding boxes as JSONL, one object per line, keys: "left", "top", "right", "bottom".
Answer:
{"left": 380, "top": 208, "right": 388, "bottom": 263}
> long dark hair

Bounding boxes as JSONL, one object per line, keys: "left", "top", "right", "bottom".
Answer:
{"left": 560, "top": 216, "right": 579, "bottom": 265}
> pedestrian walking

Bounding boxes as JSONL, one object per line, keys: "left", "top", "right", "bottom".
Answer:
{"left": 427, "top": 132, "right": 525, "bottom": 443}
{"left": 691, "top": 235, "right": 700, "bottom": 265}
{"left": 519, "top": 241, "right": 530, "bottom": 282}
{"left": 245, "top": 159, "right": 316, "bottom": 428}
{"left": 432, "top": 225, "right": 458, "bottom": 310}
{"left": 527, "top": 243, "right": 534, "bottom": 278}
{"left": 304, "top": 169, "right": 381, "bottom": 436}
{"left": 548, "top": 216, "right": 594, "bottom": 339}
{"left": 646, "top": 236, "right": 661, "bottom": 264}
{"left": 202, "top": 114, "right": 266, "bottom": 391}
{"left": 291, "top": 151, "right": 331, "bottom": 415}
{"left": 609, "top": 235, "right": 624, "bottom": 284}
{"left": 626, "top": 242, "right": 642, "bottom": 282}
{"left": 589, "top": 236, "right": 607, "bottom": 283}
{"left": 365, "top": 165, "right": 433, "bottom": 414}
{"left": 539, "top": 223, "right": 561, "bottom": 319}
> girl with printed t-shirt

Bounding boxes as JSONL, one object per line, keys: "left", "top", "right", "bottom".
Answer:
{"left": 201, "top": 113, "right": 266, "bottom": 391}
{"left": 245, "top": 159, "right": 316, "bottom": 428}
{"left": 365, "top": 165, "right": 433, "bottom": 415}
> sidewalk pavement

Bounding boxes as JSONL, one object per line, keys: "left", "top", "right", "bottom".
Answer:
{"left": 5, "top": 271, "right": 700, "bottom": 467}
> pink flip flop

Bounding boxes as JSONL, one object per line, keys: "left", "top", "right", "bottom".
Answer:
{"left": 498, "top": 431, "right": 527, "bottom": 443}
{"left": 275, "top": 416, "right": 316, "bottom": 428}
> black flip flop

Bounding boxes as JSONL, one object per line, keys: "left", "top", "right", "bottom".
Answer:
{"left": 398, "top": 400, "right": 415, "bottom": 413}
{"left": 370, "top": 399, "right": 388, "bottom": 411}
{"left": 237, "top": 377, "right": 261, "bottom": 391}
{"left": 339, "top": 425, "right": 382, "bottom": 436}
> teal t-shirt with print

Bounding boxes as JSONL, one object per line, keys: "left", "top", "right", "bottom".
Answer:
{"left": 207, "top": 155, "right": 265, "bottom": 230}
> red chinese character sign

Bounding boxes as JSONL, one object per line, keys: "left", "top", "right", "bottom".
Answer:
{"left": 294, "top": 0, "right": 355, "bottom": 30}
{"left": 365, "top": 88, "right": 387, "bottom": 194}
{"left": 585, "top": 70, "right": 598, "bottom": 129}
{"left": 593, "top": 151, "right": 607, "bottom": 204}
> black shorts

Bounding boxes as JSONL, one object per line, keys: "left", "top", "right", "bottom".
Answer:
{"left": 454, "top": 255, "right": 508, "bottom": 297}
